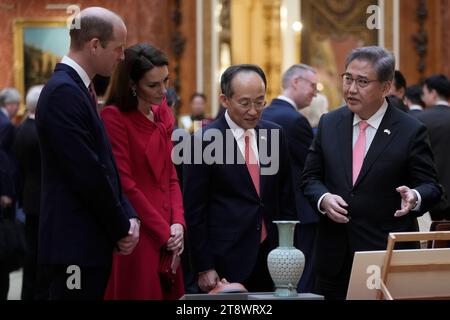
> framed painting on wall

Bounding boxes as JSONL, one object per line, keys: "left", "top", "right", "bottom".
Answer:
{"left": 13, "top": 19, "right": 70, "bottom": 114}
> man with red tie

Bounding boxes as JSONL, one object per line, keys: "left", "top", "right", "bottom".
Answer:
{"left": 301, "top": 46, "right": 442, "bottom": 300}
{"left": 183, "top": 64, "right": 296, "bottom": 293}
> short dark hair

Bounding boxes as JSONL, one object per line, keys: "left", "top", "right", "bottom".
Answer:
{"left": 220, "top": 64, "right": 267, "bottom": 97}
{"left": 393, "top": 70, "right": 407, "bottom": 90}
{"left": 423, "top": 74, "right": 450, "bottom": 100}
{"left": 405, "top": 85, "right": 424, "bottom": 107}
{"left": 105, "top": 43, "right": 169, "bottom": 112}
{"left": 345, "top": 46, "right": 395, "bottom": 82}
{"left": 70, "top": 15, "right": 116, "bottom": 50}
{"left": 190, "top": 93, "right": 207, "bottom": 103}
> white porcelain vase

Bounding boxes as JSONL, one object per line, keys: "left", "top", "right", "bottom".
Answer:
{"left": 267, "top": 220, "right": 304, "bottom": 297}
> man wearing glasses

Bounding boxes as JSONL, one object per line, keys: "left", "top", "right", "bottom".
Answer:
{"left": 301, "top": 46, "right": 442, "bottom": 300}
{"left": 183, "top": 64, "right": 296, "bottom": 293}
{"left": 262, "top": 64, "right": 319, "bottom": 294}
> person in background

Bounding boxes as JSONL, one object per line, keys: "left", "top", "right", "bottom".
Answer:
{"left": 300, "top": 93, "right": 329, "bottom": 135}
{"left": 262, "top": 63, "right": 319, "bottom": 293}
{"left": 179, "top": 93, "right": 212, "bottom": 133}
{"left": 387, "top": 70, "right": 409, "bottom": 112}
{"left": 404, "top": 84, "right": 425, "bottom": 114}
{"left": 101, "top": 43, "right": 185, "bottom": 300}
{"left": 416, "top": 74, "right": 450, "bottom": 222}
{"left": 0, "top": 88, "right": 20, "bottom": 300}
{"left": 13, "top": 85, "right": 44, "bottom": 300}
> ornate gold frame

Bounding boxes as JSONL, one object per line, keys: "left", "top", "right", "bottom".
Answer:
{"left": 13, "top": 19, "right": 67, "bottom": 115}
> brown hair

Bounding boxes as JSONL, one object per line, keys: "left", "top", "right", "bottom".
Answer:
{"left": 105, "top": 43, "right": 169, "bottom": 112}
{"left": 69, "top": 15, "right": 115, "bottom": 51}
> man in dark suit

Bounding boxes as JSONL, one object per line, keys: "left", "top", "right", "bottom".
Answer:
{"left": 0, "top": 88, "right": 20, "bottom": 300}
{"left": 13, "top": 85, "right": 44, "bottom": 300}
{"left": 183, "top": 64, "right": 296, "bottom": 293}
{"left": 404, "top": 84, "right": 425, "bottom": 114}
{"left": 416, "top": 74, "right": 450, "bottom": 221}
{"left": 302, "top": 46, "right": 442, "bottom": 300}
{"left": 262, "top": 64, "right": 318, "bottom": 293}
{"left": 35, "top": 7, "right": 139, "bottom": 300}
{"left": 0, "top": 88, "right": 20, "bottom": 211}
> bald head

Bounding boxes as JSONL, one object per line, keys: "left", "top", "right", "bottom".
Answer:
{"left": 69, "top": 7, "right": 125, "bottom": 51}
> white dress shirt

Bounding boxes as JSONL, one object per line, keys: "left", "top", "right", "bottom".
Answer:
{"left": 61, "top": 56, "right": 91, "bottom": 88}
{"left": 277, "top": 95, "right": 298, "bottom": 110}
{"left": 225, "top": 110, "right": 259, "bottom": 164}
{"left": 436, "top": 100, "right": 450, "bottom": 107}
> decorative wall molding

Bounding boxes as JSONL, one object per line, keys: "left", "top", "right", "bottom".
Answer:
{"left": 412, "top": 0, "right": 427, "bottom": 80}
{"left": 171, "top": 0, "right": 186, "bottom": 112}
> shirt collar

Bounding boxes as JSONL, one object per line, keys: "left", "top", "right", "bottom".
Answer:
{"left": 353, "top": 99, "right": 388, "bottom": 130}
{"left": 436, "top": 100, "right": 450, "bottom": 107}
{"left": 277, "top": 95, "right": 297, "bottom": 110}
{"left": 409, "top": 104, "right": 423, "bottom": 111}
{"left": 61, "top": 55, "right": 91, "bottom": 88}
{"left": 225, "top": 110, "right": 256, "bottom": 140}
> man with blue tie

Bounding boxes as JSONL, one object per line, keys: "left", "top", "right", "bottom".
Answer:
{"left": 35, "top": 7, "right": 139, "bottom": 299}
{"left": 302, "top": 46, "right": 442, "bottom": 300}
{"left": 183, "top": 64, "right": 296, "bottom": 293}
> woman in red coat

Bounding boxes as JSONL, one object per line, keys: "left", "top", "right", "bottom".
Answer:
{"left": 101, "top": 43, "right": 185, "bottom": 299}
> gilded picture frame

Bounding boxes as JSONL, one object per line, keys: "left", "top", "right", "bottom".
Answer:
{"left": 13, "top": 19, "right": 70, "bottom": 114}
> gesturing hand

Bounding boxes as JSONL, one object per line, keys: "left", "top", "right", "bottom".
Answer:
{"left": 395, "top": 186, "right": 417, "bottom": 217}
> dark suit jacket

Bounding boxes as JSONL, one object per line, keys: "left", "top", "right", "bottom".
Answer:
{"left": 35, "top": 63, "right": 135, "bottom": 267}
{"left": 415, "top": 104, "right": 450, "bottom": 219}
{"left": 0, "top": 111, "right": 17, "bottom": 198}
{"left": 13, "top": 118, "right": 41, "bottom": 216}
{"left": 183, "top": 115, "right": 296, "bottom": 282}
{"left": 302, "top": 102, "right": 442, "bottom": 277}
{"left": 262, "top": 99, "right": 318, "bottom": 224}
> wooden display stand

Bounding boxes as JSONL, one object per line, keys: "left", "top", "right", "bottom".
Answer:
{"left": 347, "top": 231, "right": 450, "bottom": 300}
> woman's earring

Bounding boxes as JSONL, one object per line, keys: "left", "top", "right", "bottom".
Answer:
{"left": 131, "top": 88, "right": 137, "bottom": 97}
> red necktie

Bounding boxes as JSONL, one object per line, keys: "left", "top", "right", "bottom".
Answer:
{"left": 88, "top": 82, "right": 98, "bottom": 109}
{"left": 352, "top": 120, "right": 369, "bottom": 185}
{"left": 244, "top": 132, "right": 267, "bottom": 242}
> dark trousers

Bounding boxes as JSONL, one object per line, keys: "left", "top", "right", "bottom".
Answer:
{"left": 21, "top": 214, "right": 39, "bottom": 300}
{"left": 242, "top": 239, "right": 273, "bottom": 293}
{"left": 40, "top": 265, "right": 111, "bottom": 300}
{"left": 314, "top": 251, "right": 353, "bottom": 300}
{"left": 295, "top": 223, "right": 318, "bottom": 293}
{"left": 0, "top": 263, "right": 9, "bottom": 300}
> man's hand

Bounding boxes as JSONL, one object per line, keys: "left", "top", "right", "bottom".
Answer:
{"left": 321, "top": 193, "right": 349, "bottom": 223}
{"left": 198, "top": 269, "right": 220, "bottom": 293}
{"left": 166, "top": 223, "right": 184, "bottom": 256}
{"left": 395, "top": 186, "right": 417, "bottom": 217}
{"left": 116, "top": 218, "right": 140, "bottom": 255}
{"left": 0, "top": 196, "right": 12, "bottom": 208}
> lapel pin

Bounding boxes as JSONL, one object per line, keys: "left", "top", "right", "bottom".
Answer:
{"left": 383, "top": 129, "right": 391, "bottom": 135}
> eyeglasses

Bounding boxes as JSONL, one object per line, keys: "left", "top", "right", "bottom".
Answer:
{"left": 229, "top": 97, "right": 266, "bottom": 111}
{"left": 341, "top": 73, "right": 379, "bottom": 88}
{"left": 298, "top": 76, "right": 318, "bottom": 92}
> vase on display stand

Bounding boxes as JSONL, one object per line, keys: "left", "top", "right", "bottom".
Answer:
{"left": 267, "top": 220, "right": 304, "bottom": 297}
